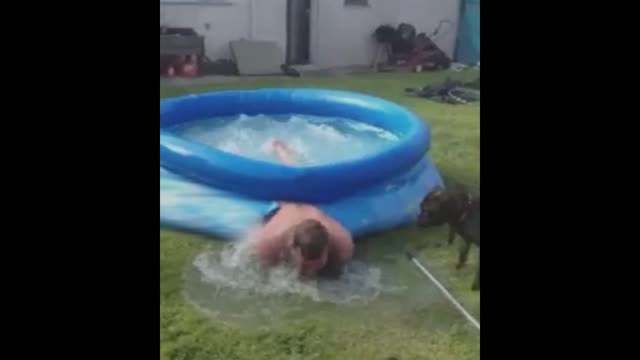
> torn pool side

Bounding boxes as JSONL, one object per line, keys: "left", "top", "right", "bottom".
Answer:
{"left": 160, "top": 88, "right": 443, "bottom": 239}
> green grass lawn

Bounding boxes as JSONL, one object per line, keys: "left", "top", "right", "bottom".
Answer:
{"left": 160, "top": 70, "right": 480, "bottom": 360}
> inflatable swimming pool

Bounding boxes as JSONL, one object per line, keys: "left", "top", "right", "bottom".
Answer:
{"left": 160, "top": 88, "right": 443, "bottom": 239}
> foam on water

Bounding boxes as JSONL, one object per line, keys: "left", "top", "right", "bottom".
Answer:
{"left": 169, "top": 114, "right": 399, "bottom": 166}
{"left": 191, "top": 238, "right": 387, "bottom": 305}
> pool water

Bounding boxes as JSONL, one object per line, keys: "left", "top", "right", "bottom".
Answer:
{"left": 168, "top": 114, "right": 399, "bottom": 166}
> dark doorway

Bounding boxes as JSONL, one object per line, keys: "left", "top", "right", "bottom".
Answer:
{"left": 286, "top": 0, "right": 311, "bottom": 65}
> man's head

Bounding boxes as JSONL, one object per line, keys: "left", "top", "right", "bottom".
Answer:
{"left": 290, "top": 219, "right": 329, "bottom": 277}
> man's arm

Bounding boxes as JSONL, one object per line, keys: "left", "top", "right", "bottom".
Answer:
{"left": 252, "top": 234, "right": 285, "bottom": 266}
{"left": 319, "top": 237, "right": 353, "bottom": 278}
{"left": 321, "top": 218, "right": 354, "bottom": 278}
{"left": 269, "top": 139, "right": 298, "bottom": 206}
{"left": 272, "top": 140, "right": 296, "bottom": 166}
{"left": 333, "top": 228, "right": 354, "bottom": 264}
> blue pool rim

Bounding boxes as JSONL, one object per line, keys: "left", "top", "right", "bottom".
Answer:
{"left": 160, "top": 88, "right": 430, "bottom": 203}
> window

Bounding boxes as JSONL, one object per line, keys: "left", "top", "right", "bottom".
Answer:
{"left": 345, "top": 0, "right": 369, "bottom": 6}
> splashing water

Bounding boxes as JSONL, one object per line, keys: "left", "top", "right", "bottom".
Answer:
{"left": 183, "top": 237, "right": 463, "bottom": 330}
{"left": 168, "top": 114, "right": 399, "bottom": 166}
{"left": 190, "top": 238, "right": 387, "bottom": 305}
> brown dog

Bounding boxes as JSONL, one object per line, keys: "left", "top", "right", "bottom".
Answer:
{"left": 418, "top": 185, "right": 480, "bottom": 291}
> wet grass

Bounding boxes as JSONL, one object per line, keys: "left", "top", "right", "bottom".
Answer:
{"left": 160, "top": 70, "right": 480, "bottom": 360}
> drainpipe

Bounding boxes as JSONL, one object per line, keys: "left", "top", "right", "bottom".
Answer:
{"left": 248, "top": 0, "right": 255, "bottom": 39}
{"left": 310, "top": 0, "right": 318, "bottom": 65}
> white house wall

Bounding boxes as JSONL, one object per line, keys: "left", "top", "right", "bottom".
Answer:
{"left": 160, "top": 0, "right": 459, "bottom": 69}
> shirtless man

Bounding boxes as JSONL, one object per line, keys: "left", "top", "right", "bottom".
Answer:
{"left": 252, "top": 140, "right": 354, "bottom": 278}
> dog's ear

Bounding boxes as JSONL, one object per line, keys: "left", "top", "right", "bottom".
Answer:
{"left": 429, "top": 185, "right": 444, "bottom": 196}
{"left": 421, "top": 186, "right": 443, "bottom": 207}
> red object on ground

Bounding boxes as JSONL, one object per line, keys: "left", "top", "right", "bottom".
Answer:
{"left": 160, "top": 55, "right": 199, "bottom": 77}
{"left": 181, "top": 62, "right": 198, "bottom": 77}
{"left": 178, "top": 55, "right": 198, "bottom": 77}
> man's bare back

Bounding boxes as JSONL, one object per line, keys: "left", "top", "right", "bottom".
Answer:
{"left": 251, "top": 140, "right": 354, "bottom": 277}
